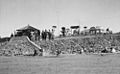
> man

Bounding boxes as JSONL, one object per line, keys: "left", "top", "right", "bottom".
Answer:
{"left": 41, "top": 30, "right": 45, "bottom": 40}
{"left": 48, "top": 30, "right": 52, "bottom": 40}
{"left": 44, "top": 29, "right": 47, "bottom": 40}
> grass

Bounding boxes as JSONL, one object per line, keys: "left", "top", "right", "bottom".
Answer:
{"left": 0, "top": 54, "right": 120, "bottom": 74}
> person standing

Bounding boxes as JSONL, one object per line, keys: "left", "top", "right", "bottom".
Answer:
{"left": 37, "top": 30, "right": 40, "bottom": 41}
{"left": 44, "top": 29, "right": 47, "bottom": 40}
{"left": 51, "top": 29, "right": 54, "bottom": 40}
{"left": 48, "top": 30, "right": 52, "bottom": 40}
{"left": 41, "top": 30, "right": 44, "bottom": 40}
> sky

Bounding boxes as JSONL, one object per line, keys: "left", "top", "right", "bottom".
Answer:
{"left": 0, "top": 0, "right": 120, "bottom": 37}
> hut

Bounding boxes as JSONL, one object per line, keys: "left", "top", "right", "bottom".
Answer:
{"left": 15, "top": 25, "right": 40, "bottom": 41}
{"left": 89, "top": 27, "right": 101, "bottom": 35}
{"left": 70, "top": 26, "right": 80, "bottom": 36}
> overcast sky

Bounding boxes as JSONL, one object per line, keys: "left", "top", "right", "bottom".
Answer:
{"left": 0, "top": 0, "right": 120, "bottom": 37}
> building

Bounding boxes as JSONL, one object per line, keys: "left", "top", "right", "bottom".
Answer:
{"left": 15, "top": 25, "right": 40, "bottom": 41}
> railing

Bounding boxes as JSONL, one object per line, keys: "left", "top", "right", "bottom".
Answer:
{"left": 26, "top": 37, "right": 42, "bottom": 50}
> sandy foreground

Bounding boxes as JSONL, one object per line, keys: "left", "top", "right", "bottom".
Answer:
{"left": 0, "top": 54, "right": 120, "bottom": 74}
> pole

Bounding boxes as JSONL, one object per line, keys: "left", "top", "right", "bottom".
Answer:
{"left": 55, "top": 0, "right": 60, "bottom": 36}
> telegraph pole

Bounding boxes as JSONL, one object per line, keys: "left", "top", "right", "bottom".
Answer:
{"left": 55, "top": 0, "right": 60, "bottom": 36}
{"left": 78, "top": 20, "right": 81, "bottom": 35}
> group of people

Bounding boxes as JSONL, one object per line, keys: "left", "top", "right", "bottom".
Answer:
{"left": 41, "top": 29, "right": 54, "bottom": 40}
{"left": 12, "top": 29, "right": 54, "bottom": 41}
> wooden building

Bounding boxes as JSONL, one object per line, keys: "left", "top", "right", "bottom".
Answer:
{"left": 15, "top": 25, "right": 40, "bottom": 41}
{"left": 70, "top": 26, "right": 80, "bottom": 36}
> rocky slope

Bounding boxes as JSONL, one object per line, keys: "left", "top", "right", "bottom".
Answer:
{"left": 0, "top": 36, "right": 42, "bottom": 56}
{"left": 35, "top": 34, "right": 120, "bottom": 54}
{"left": 1, "top": 34, "right": 120, "bottom": 56}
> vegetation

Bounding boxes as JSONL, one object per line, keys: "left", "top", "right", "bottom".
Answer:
{"left": 35, "top": 34, "right": 120, "bottom": 54}
{"left": 0, "top": 34, "right": 120, "bottom": 56}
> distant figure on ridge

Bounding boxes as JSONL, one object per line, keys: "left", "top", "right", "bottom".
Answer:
{"left": 48, "top": 30, "right": 52, "bottom": 40}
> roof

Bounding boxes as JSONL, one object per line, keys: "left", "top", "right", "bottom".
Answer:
{"left": 89, "top": 27, "right": 101, "bottom": 31}
{"left": 70, "top": 26, "right": 80, "bottom": 29}
{"left": 16, "top": 25, "right": 39, "bottom": 31}
{"left": 52, "top": 26, "right": 57, "bottom": 28}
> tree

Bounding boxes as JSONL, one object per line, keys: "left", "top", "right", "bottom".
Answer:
{"left": 84, "top": 26, "right": 87, "bottom": 30}
{"left": 61, "top": 27, "right": 66, "bottom": 37}
{"left": 106, "top": 28, "right": 109, "bottom": 32}
{"left": 106, "top": 28, "right": 113, "bottom": 34}
{"left": 10, "top": 33, "right": 13, "bottom": 37}
{"left": 106, "top": 28, "right": 110, "bottom": 34}
{"left": 83, "top": 26, "right": 88, "bottom": 35}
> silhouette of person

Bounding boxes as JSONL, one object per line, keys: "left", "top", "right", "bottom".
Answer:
{"left": 44, "top": 29, "right": 47, "bottom": 40}
{"left": 48, "top": 30, "right": 52, "bottom": 40}
{"left": 41, "top": 30, "right": 44, "bottom": 40}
